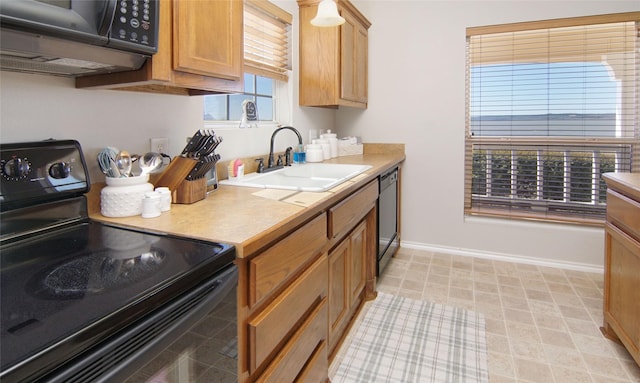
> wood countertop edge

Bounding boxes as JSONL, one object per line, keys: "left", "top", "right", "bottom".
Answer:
{"left": 603, "top": 172, "right": 640, "bottom": 200}
{"left": 87, "top": 152, "right": 405, "bottom": 258}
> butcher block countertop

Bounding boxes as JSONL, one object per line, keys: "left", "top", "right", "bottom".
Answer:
{"left": 602, "top": 172, "right": 640, "bottom": 201}
{"left": 87, "top": 145, "right": 405, "bottom": 258}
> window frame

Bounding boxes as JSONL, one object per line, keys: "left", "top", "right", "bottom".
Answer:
{"left": 464, "top": 12, "right": 640, "bottom": 225}
{"left": 203, "top": 75, "right": 291, "bottom": 129}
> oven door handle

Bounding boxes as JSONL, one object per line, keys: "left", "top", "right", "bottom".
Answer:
{"left": 47, "top": 265, "right": 238, "bottom": 383}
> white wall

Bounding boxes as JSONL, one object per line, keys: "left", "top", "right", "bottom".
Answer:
{"left": 1, "top": 1, "right": 637, "bottom": 270}
{"left": 338, "top": 0, "right": 640, "bottom": 271}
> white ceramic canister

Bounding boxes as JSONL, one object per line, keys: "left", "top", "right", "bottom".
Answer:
{"left": 155, "top": 187, "right": 172, "bottom": 212}
{"left": 320, "top": 130, "right": 338, "bottom": 158}
{"left": 141, "top": 191, "right": 162, "bottom": 218}
{"left": 313, "top": 138, "right": 331, "bottom": 160}
{"left": 101, "top": 174, "right": 154, "bottom": 217}
{"left": 305, "top": 143, "right": 324, "bottom": 162}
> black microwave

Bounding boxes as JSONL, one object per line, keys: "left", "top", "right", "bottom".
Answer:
{"left": 0, "top": 0, "right": 159, "bottom": 76}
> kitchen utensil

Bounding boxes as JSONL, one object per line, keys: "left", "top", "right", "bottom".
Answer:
{"left": 185, "top": 153, "right": 220, "bottom": 180}
{"left": 208, "top": 136, "right": 223, "bottom": 155}
{"left": 193, "top": 135, "right": 215, "bottom": 159}
{"left": 180, "top": 129, "right": 217, "bottom": 158}
{"left": 115, "top": 150, "right": 132, "bottom": 177}
{"left": 97, "top": 147, "right": 120, "bottom": 178}
{"left": 137, "top": 152, "right": 164, "bottom": 176}
{"left": 181, "top": 130, "right": 205, "bottom": 157}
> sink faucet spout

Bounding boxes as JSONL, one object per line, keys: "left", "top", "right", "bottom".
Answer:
{"left": 266, "top": 126, "right": 303, "bottom": 171}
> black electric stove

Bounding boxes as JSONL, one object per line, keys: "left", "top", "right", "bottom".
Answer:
{"left": 0, "top": 140, "right": 236, "bottom": 383}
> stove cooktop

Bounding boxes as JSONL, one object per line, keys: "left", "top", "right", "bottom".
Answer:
{"left": 0, "top": 220, "right": 235, "bottom": 379}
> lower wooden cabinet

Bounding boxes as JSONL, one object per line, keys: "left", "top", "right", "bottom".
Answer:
{"left": 328, "top": 219, "right": 368, "bottom": 356}
{"left": 249, "top": 214, "right": 328, "bottom": 308}
{"left": 256, "top": 297, "right": 328, "bottom": 383}
{"left": 329, "top": 239, "right": 349, "bottom": 348}
{"left": 238, "top": 180, "right": 380, "bottom": 382}
{"left": 295, "top": 340, "right": 328, "bottom": 383}
{"left": 602, "top": 175, "right": 640, "bottom": 367}
{"left": 349, "top": 221, "right": 367, "bottom": 305}
{"left": 605, "top": 223, "right": 640, "bottom": 359}
{"left": 248, "top": 255, "right": 327, "bottom": 373}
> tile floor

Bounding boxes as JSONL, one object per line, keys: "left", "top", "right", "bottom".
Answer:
{"left": 374, "top": 247, "right": 640, "bottom": 383}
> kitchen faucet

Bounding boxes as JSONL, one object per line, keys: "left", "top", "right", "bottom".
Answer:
{"left": 260, "top": 126, "right": 303, "bottom": 173}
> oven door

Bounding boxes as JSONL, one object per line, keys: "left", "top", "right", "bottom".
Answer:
{"left": 45, "top": 265, "right": 238, "bottom": 383}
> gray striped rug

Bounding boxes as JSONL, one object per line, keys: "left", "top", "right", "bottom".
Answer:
{"left": 332, "top": 293, "right": 489, "bottom": 383}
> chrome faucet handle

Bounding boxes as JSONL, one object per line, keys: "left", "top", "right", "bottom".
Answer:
{"left": 285, "top": 147, "right": 293, "bottom": 166}
{"left": 255, "top": 158, "right": 265, "bottom": 173}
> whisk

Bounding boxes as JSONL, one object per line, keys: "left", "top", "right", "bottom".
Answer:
{"left": 97, "top": 147, "right": 121, "bottom": 178}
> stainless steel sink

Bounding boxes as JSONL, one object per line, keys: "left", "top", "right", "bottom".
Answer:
{"left": 220, "top": 163, "right": 372, "bottom": 192}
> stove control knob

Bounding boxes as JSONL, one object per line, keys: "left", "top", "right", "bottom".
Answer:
{"left": 49, "top": 162, "right": 71, "bottom": 179}
{"left": 3, "top": 158, "right": 31, "bottom": 179}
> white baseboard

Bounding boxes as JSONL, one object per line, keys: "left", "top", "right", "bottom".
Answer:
{"left": 399, "top": 240, "right": 604, "bottom": 274}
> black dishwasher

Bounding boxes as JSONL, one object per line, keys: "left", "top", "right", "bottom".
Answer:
{"left": 377, "top": 167, "right": 399, "bottom": 275}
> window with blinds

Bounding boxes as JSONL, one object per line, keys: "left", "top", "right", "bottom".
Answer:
{"left": 204, "top": 0, "right": 292, "bottom": 122}
{"left": 465, "top": 12, "right": 640, "bottom": 224}
{"left": 244, "top": 0, "right": 292, "bottom": 81}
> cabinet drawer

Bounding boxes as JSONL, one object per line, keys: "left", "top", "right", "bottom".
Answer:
{"left": 248, "top": 255, "right": 328, "bottom": 373}
{"left": 250, "top": 214, "right": 328, "bottom": 307}
{"left": 295, "top": 339, "right": 328, "bottom": 383}
{"left": 329, "top": 180, "right": 377, "bottom": 239}
{"left": 607, "top": 190, "right": 640, "bottom": 242}
{"left": 257, "top": 298, "right": 328, "bottom": 383}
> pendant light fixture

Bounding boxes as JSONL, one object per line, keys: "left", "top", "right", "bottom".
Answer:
{"left": 311, "top": 0, "right": 345, "bottom": 27}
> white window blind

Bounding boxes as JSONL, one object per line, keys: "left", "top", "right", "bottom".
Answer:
{"left": 244, "top": 0, "right": 292, "bottom": 81}
{"left": 465, "top": 13, "right": 640, "bottom": 224}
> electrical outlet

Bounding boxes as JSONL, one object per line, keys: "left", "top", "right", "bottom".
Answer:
{"left": 150, "top": 138, "right": 169, "bottom": 154}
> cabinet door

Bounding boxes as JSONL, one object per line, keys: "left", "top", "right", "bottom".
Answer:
{"left": 340, "top": 9, "right": 367, "bottom": 104}
{"left": 349, "top": 220, "right": 367, "bottom": 305}
{"left": 604, "top": 223, "right": 640, "bottom": 365}
{"left": 173, "top": 0, "right": 243, "bottom": 80}
{"left": 354, "top": 22, "right": 368, "bottom": 102}
{"left": 340, "top": 11, "right": 356, "bottom": 102}
{"left": 328, "top": 239, "right": 349, "bottom": 350}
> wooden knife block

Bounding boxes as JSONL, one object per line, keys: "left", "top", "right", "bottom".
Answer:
{"left": 174, "top": 178, "right": 207, "bottom": 204}
{"left": 151, "top": 157, "right": 207, "bottom": 204}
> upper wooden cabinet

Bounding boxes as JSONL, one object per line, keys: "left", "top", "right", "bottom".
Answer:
{"left": 76, "top": 0, "right": 243, "bottom": 95}
{"left": 298, "top": 0, "right": 371, "bottom": 108}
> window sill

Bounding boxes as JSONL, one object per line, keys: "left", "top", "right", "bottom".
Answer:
{"left": 203, "top": 121, "right": 282, "bottom": 131}
{"left": 464, "top": 207, "right": 605, "bottom": 227}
